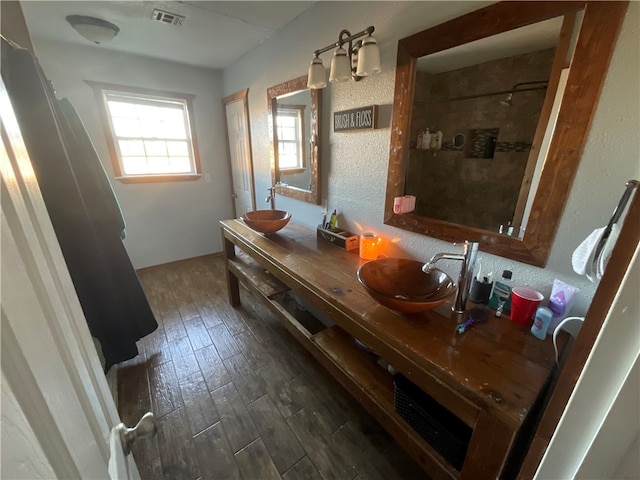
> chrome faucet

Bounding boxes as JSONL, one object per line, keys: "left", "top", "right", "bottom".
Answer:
{"left": 422, "top": 241, "right": 480, "bottom": 315}
{"left": 265, "top": 186, "right": 275, "bottom": 209}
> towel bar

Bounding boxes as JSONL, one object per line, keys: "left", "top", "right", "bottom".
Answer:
{"left": 589, "top": 179, "right": 638, "bottom": 280}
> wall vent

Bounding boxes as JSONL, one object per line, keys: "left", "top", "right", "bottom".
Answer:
{"left": 151, "top": 9, "right": 185, "bottom": 26}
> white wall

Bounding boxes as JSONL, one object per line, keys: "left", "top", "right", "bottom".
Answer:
{"left": 223, "top": 1, "right": 640, "bottom": 317}
{"left": 30, "top": 40, "right": 233, "bottom": 269}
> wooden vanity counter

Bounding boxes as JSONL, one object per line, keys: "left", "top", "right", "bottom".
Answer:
{"left": 221, "top": 220, "right": 563, "bottom": 479}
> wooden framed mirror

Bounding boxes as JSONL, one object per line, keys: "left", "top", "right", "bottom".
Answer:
{"left": 384, "top": 1, "right": 627, "bottom": 267}
{"left": 268, "top": 75, "right": 322, "bottom": 205}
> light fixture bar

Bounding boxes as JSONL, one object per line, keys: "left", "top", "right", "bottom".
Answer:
{"left": 312, "top": 26, "right": 375, "bottom": 57}
{"left": 307, "top": 26, "right": 380, "bottom": 89}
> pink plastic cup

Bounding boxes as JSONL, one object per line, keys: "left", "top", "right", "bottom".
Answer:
{"left": 510, "top": 287, "right": 544, "bottom": 326}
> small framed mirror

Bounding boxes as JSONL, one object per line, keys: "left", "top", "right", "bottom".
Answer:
{"left": 268, "top": 75, "right": 322, "bottom": 205}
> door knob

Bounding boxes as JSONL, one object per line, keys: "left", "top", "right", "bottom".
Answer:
{"left": 117, "top": 412, "right": 156, "bottom": 456}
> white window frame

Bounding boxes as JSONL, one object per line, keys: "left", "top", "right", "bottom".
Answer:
{"left": 88, "top": 81, "right": 201, "bottom": 183}
{"left": 276, "top": 105, "right": 307, "bottom": 173}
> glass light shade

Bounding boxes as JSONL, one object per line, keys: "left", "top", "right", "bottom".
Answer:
{"left": 356, "top": 36, "right": 381, "bottom": 77}
{"left": 66, "top": 15, "right": 120, "bottom": 44}
{"left": 307, "top": 57, "right": 327, "bottom": 89}
{"left": 329, "top": 47, "right": 351, "bottom": 83}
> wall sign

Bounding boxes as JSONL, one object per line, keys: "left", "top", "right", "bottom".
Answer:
{"left": 334, "top": 105, "right": 378, "bottom": 132}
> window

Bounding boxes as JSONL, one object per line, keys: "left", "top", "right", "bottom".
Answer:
{"left": 89, "top": 82, "right": 201, "bottom": 182}
{"left": 276, "top": 105, "right": 306, "bottom": 172}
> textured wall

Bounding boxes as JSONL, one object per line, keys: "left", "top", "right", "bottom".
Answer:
{"left": 227, "top": 1, "right": 639, "bottom": 317}
{"left": 29, "top": 41, "right": 233, "bottom": 269}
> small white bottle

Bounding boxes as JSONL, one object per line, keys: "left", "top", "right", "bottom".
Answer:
{"left": 531, "top": 306, "right": 553, "bottom": 340}
{"left": 430, "top": 129, "right": 438, "bottom": 149}
{"left": 434, "top": 130, "right": 443, "bottom": 149}
{"left": 422, "top": 128, "right": 431, "bottom": 149}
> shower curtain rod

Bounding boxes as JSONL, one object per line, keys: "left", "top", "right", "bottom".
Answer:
{"left": 418, "top": 82, "right": 548, "bottom": 105}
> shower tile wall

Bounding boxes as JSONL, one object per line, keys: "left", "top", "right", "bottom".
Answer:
{"left": 407, "top": 48, "right": 554, "bottom": 231}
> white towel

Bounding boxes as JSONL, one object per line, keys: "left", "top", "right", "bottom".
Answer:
{"left": 572, "top": 227, "right": 604, "bottom": 276}
{"left": 597, "top": 223, "right": 620, "bottom": 279}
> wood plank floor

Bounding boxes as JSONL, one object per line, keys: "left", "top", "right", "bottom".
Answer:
{"left": 118, "top": 254, "right": 426, "bottom": 480}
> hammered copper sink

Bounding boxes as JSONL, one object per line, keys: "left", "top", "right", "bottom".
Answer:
{"left": 240, "top": 209, "right": 291, "bottom": 234}
{"left": 357, "top": 258, "right": 456, "bottom": 314}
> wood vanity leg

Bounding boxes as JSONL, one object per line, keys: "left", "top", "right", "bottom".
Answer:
{"left": 461, "top": 412, "right": 516, "bottom": 479}
{"left": 222, "top": 235, "right": 241, "bottom": 306}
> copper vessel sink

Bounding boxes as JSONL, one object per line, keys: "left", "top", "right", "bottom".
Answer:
{"left": 357, "top": 258, "right": 456, "bottom": 314}
{"left": 240, "top": 209, "right": 291, "bottom": 234}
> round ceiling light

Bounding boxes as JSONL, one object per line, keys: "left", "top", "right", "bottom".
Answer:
{"left": 66, "top": 15, "right": 120, "bottom": 44}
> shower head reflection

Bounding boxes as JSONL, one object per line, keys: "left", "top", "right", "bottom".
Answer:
{"left": 500, "top": 93, "right": 513, "bottom": 107}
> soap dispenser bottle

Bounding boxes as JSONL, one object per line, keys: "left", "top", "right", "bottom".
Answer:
{"left": 422, "top": 128, "right": 432, "bottom": 149}
{"left": 434, "top": 130, "right": 443, "bottom": 150}
{"left": 330, "top": 209, "right": 338, "bottom": 229}
{"left": 430, "top": 129, "right": 439, "bottom": 149}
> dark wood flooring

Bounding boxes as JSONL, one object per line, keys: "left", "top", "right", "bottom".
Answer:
{"left": 117, "top": 254, "right": 426, "bottom": 480}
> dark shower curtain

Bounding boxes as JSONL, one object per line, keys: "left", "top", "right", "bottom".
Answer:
{"left": 2, "top": 39, "right": 157, "bottom": 371}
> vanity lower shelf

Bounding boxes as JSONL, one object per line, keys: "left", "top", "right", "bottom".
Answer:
{"left": 228, "top": 248, "right": 461, "bottom": 477}
{"left": 221, "top": 220, "right": 561, "bottom": 479}
{"left": 312, "top": 326, "right": 461, "bottom": 479}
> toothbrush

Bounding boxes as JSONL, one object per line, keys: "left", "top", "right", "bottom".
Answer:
{"left": 457, "top": 317, "right": 483, "bottom": 334}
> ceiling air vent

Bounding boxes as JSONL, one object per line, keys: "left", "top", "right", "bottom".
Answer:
{"left": 151, "top": 9, "right": 185, "bottom": 26}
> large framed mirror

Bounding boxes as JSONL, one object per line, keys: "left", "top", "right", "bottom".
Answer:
{"left": 384, "top": 1, "right": 627, "bottom": 266}
{"left": 268, "top": 75, "right": 322, "bottom": 205}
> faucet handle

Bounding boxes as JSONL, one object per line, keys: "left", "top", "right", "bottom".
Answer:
{"left": 453, "top": 240, "right": 480, "bottom": 253}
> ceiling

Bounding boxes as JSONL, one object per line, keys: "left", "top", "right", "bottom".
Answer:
{"left": 21, "top": 1, "right": 318, "bottom": 70}
{"left": 417, "top": 16, "right": 564, "bottom": 74}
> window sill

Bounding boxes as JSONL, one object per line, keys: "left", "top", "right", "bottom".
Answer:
{"left": 280, "top": 168, "right": 306, "bottom": 175}
{"left": 115, "top": 174, "right": 202, "bottom": 184}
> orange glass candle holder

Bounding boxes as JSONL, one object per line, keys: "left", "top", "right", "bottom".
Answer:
{"left": 359, "top": 232, "right": 380, "bottom": 260}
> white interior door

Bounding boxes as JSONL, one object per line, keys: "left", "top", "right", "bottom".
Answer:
{"left": 1, "top": 78, "right": 139, "bottom": 479}
{"left": 536, "top": 241, "right": 640, "bottom": 479}
{"left": 224, "top": 89, "right": 256, "bottom": 217}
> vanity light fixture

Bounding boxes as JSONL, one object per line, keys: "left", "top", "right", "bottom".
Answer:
{"left": 66, "top": 15, "right": 120, "bottom": 44}
{"left": 307, "top": 26, "right": 381, "bottom": 89}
